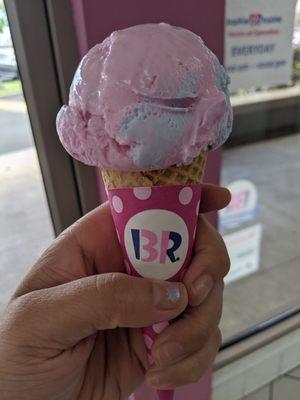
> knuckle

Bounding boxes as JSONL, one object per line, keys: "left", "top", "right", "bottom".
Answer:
{"left": 215, "top": 328, "right": 223, "bottom": 349}
{"left": 95, "top": 273, "right": 129, "bottom": 328}
{"left": 219, "top": 280, "right": 225, "bottom": 292}
{"left": 12, "top": 292, "right": 38, "bottom": 316}
{"left": 215, "top": 291, "right": 224, "bottom": 319}
{"left": 3, "top": 293, "right": 38, "bottom": 337}
{"left": 218, "top": 236, "right": 231, "bottom": 277}
{"left": 222, "top": 254, "right": 231, "bottom": 277}
{"left": 193, "top": 321, "right": 211, "bottom": 346}
{"left": 97, "top": 272, "right": 125, "bottom": 292}
{"left": 184, "top": 312, "right": 211, "bottom": 345}
{"left": 188, "top": 367, "right": 201, "bottom": 384}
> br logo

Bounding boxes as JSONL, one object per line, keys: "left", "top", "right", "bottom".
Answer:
{"left": 131, "top": 229, "right": 182, "bottom": 264}
{"left": 250, "top": 13, "right": 262, "bottom": 26}
{"left": 124, "top": 210, "right": 189, "bottom": 280}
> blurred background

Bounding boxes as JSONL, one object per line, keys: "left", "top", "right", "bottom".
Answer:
{"left": 220, "top": 0, "right": 300, "bottom": 342}
{"left": 0, "top": 1, "right": 300, "bottom": 399}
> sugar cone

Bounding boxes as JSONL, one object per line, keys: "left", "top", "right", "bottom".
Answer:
{"left": 101, "top": 151, "right": 207, "bottom": 189}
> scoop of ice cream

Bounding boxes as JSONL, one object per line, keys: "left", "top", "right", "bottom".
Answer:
{"left": 57, "top": 23, "right": 232, "bottom": 171}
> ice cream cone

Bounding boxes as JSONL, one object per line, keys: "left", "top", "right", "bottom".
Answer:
{"left": 57, "top": 21, "right": 232, "bottom": 400}
{"left": 102, "top": 152, "right": 207, "bottom": 400}
{"left": 101, "top": 151, "right": 207, "bottom": 190}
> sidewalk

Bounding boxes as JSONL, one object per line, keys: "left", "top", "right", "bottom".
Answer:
{"left": 0, "top": 94, "right": 32, "bottom": 155}
{"left": 0, "top": 148, "right": 53, "bottom": 308}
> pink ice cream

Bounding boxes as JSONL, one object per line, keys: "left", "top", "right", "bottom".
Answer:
{"left": 57, "top": 23, "right": 232, "bottom": 171}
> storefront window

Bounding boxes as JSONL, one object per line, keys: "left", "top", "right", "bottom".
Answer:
{"left": 220, "top": 0, "right": 300, "bottom": 341}
{"left": 0, "top": 2, "right": 53, "bottom": 309}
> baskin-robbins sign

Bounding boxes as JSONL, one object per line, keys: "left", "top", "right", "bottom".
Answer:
{"left": 225, "top": 0, "right": 298, "bottom": 92}
{"left": 219, "top": 179, "right": 258, "bottom": 230}
{"left": 219, "top": 179, "right": 262, "bottom": 284}
{"left": 108, "top": 185, "right": 202, "bottom": 281}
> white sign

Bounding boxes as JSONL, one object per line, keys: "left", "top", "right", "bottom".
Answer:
{"left": 225, "top": 0, "right": 298, "bottom": 92}
{"left": 124, "top": 209, "right": 189, "bottom": 280}
{"left": 224, "top": 224, "right": 262, "bottom": 284}
{"left": 219, "top": 180, "right": 258, "bottom": 230}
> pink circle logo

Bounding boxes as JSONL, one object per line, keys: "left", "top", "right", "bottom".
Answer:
{"left": 124, "top": 209, "right": 189, "bottom": 280}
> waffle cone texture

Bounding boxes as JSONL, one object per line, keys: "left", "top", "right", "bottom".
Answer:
{"left": 101, "top": 151, "right": 207, "bottom": 189}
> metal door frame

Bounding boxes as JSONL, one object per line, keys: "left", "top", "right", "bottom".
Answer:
{"left": 4, "top": 0, "right": 99, "bottom": 235}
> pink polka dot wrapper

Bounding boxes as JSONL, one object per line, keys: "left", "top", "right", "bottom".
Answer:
{"left": 108, "top": 184, "right": 202, "bottom": 282}
{"left": 108, "top": 184, "right": 202, "bottom": 399}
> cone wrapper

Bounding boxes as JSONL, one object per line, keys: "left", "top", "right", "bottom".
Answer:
{"left": 107, "top": 184, "right": 202, "bottom": 400}
{"left": 108, "top": 184, "right": 202, "bottom": 281}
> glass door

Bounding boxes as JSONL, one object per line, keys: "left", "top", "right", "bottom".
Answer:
{"left": 0, "top": 1, "right": 53, "bottom": 308}
{"left": 220, "top": 0, "right": 300, "bottom": 344}
{"left": 1, "top": 0, "right": 100, "bottom": 309}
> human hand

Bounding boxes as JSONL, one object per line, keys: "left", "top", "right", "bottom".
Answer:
{"left": 0, "top": 184, "right": 230, "bottom": 399}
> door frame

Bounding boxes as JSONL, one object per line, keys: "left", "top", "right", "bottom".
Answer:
{"left": 5, "top": 0, "right": 99, "bottom": 235}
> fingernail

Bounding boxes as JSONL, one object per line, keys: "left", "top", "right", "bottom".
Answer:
{"left": 153, "top": 282, "right": 182, "bottom": 310}
{"left": 157, "top": 341, "right": 184, "bottom": 365}
{"left": 191, "top": 275, "right": 214, "bottom": 303}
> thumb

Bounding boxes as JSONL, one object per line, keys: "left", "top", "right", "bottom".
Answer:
{"left": 7, "top": 273, "right": 188, "bottom": 348}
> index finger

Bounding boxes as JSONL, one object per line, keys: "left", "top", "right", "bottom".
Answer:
{"left": 199, "top": 184, "right": 231, "bottom": 213}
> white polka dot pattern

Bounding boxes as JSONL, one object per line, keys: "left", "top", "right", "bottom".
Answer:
{"left": 112, "top": 195, "right": 123, "bottom": 213}
{"left": 179, "top": 187, "right": 193, "bottom": 205}
{"left": 133, "top": 187, "right": 152, "bottom": 200}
